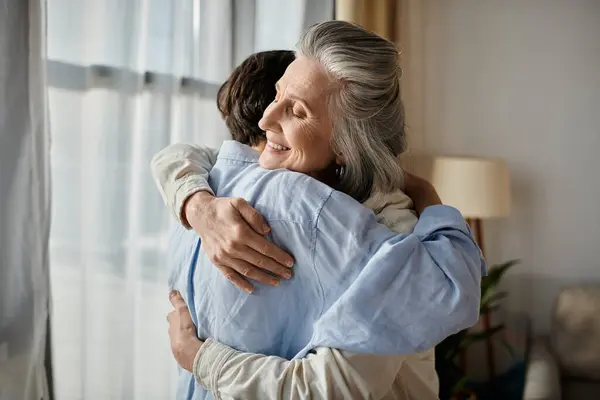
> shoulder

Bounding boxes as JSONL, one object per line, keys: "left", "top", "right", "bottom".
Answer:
{"left": 211, "top": 142, "right": 259, "bottom": 182}
{"left": 268, "top": 169, "right": 333, "bottom": 200}
{"left": 363, "top": 190, "right": 418, "bottom": 234}
{"left": 216, "top": 140, "right": 260, "bottom": 164}
{"left": 316, "top": 190, "right": 377, "bottom": 235}
{"left": 210, "top": 159, "right": 334, "bottom": 225}
{"left": 254, "top": 169, "right": 334, "bottom": 223}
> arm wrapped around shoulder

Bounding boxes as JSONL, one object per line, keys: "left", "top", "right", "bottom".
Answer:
{"left": 303, "top": 195, "right": 485, "bottom": 357}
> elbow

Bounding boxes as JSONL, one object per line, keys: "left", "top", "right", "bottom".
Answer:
{"left": 450, "top": 247, "right": 484, "bottom": 332}
{"left": 151, "top": 143, "right": 176, "bottom": 168}
{"left": 452, "top": 282, "right": 482, "bottom": 333}
{"left": 463, "top": 294, "right": 481, "bottom": 329}
{"left": 150, "top": 143, "right": 189, "bottom": 180}
{"left": 415, "top": 285, "right": 481, "bottom": 352}
{"left": 150, "top": 146, "right": 170, "bottom": 177}
{"left": 429, "top": 280, "right": 481, "bottom": 348}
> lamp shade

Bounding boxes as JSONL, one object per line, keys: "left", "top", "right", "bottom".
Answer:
{"left": 431, "top": 156, "right": 511, "bottom": 219}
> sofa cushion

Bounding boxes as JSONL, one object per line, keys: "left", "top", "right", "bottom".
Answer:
{"left": 551, "top": 286, "right": 600, "bottom": 380}
{"left": 523, "top": 338, "right": 561, "bottom": 400}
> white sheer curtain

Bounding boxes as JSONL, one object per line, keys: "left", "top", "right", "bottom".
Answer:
{"left": 0, "top": 0, "right": 50, "bottom": 399}
{"left": 46, "top": 1, "right": 333, "bottom": 399}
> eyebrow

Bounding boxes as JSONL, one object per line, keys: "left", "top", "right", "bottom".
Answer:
{"left": 275, "top": 82, "right": 313, "bottom": 115}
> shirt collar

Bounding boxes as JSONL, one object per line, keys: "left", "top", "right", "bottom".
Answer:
{"left": 218, "top": 140, "right": 260, "bottom": 163}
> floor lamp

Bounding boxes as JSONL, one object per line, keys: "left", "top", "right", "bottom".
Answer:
{"left": 431, "top": 156, "right": 511, "bottom": 382}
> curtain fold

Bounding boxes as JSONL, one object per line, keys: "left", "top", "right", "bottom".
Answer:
{"left": 335, "top": 0, "right": 397, "bottom": 40}
{"left": 45, "top": 1, "right": 332, "bottom": 399}
{"left": 335, "top": 0, "right": 427, "bottom": 152}
{"left": 396, "top": 0, "right": 427, "bottom": 152}
{"left": 0, "top": 0, "right": 51, "bottom": 399}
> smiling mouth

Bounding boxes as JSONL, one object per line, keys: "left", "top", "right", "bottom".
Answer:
{"left": 266, "top": 140, "right": 290, "bottom": 151}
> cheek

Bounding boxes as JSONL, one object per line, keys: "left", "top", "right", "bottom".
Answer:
{"left": 306, "top": 121, "right": 334, "bottom": 158}
{"left": 290, "top": 124, "right": 335, "bottom": 169}
{"left": 286, "top": 118, "right": 331, "bottom": 147}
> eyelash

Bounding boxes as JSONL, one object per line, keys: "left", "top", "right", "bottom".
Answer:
{"left": 290, "top": 107, "right": 304, "bottom": 118}
{"left": 273, "top": 98, "right": 303, "bottom": 118}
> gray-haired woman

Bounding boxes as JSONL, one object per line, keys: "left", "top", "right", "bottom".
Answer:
{"left": 153, "top": 21, "right": 483, "bottom": 399}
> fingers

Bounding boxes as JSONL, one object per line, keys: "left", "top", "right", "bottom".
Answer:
{"left": 169, "top": 291, "right": 190, "bottom": 316}
{"left": 168, "top": 291, "right": 195, "bottom": 327}
{"left": 221, "top": 235, "right": 293, "bottom": 280}
{"left": 197, "top": 196, "right": 294, "bottom": 284}
{"left": 169, "top": 290, "right": 184, "bottom": 307}
{"left": 229, "top": 257, "right": 285, "bottom": 287}
{"left": 231, "top": 198, "right": 270, "bottom": 235}
{"left": 217, "top": 266, "right": 254, "bottom": 293}
{"left": 228, "top": 198, "right": 294, "bottom": 272}
{"left": 244, "top": 234, "right": 294, "bottom": 271}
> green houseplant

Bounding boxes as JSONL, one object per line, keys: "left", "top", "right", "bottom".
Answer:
{"left": 436, "top": 259, "right": 520, "bottom": 400}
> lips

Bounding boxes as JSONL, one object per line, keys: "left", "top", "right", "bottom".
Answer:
{"left": 266, "top": 140, "right": 290, "bottom": 151}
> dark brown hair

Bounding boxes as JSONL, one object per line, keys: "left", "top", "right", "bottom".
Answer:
{"left": 217, "top": 50, "right": 295, "bottom": 147}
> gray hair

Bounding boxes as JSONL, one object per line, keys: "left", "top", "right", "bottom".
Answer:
{"left": 297, "top": 20, "right": 407, "bottom": 203}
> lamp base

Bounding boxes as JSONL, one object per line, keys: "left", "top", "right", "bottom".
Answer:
{"left": 465, "top": 218, "right": 496, "bottom": 383}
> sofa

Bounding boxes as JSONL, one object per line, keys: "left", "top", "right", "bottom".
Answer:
{"left": 523, "top": 286, "right": 600, "bottom": 399}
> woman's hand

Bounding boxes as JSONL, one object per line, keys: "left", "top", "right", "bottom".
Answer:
{"left": 403, "top": 172, "right": 442, "bottom": 216}
{"left": 167, "top": 291, "right": 203, "bottom": 372}
{"left": 183, "top": 191, "right": 295, "bottom": 293}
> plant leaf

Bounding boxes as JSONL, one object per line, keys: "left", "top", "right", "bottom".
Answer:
{"left": 459, "top": 324, "right": 505, "bottom": 349}
{"left": 481, "top": 290, "right": 508, "bottom": 309}
{"left": 451, "top": 374, "right": 470, "bottom": 395}
{"left": 481, "top": 259, "right": 520, "bottom": 295}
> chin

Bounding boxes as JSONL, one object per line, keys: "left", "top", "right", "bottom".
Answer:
{"left": 258, "top": 153, "right": 282, "bottom": 170}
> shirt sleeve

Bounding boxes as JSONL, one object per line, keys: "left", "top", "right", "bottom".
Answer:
{"left": 193, "top": 339, "right": 406, "bottom": 400}
{"left": 150, "top": 143, "right": 219, "bottom": 227}
{"left": 307, "top": 199, "right": 485, "bottom": 356}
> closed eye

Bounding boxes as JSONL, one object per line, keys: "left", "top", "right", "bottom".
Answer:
{"left": 292, "top": 105, "right": 306, "bottom": 119}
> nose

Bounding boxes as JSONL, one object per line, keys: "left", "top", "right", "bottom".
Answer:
{"left": 258, "top": 101, "right": 283, "bottom": 133}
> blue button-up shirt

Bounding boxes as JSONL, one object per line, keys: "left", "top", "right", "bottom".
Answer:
{"left": 168, "top": 141, "right": 485, "bottom": 400}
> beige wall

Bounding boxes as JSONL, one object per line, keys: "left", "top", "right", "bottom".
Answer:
{"left": 412, "top": 0, "right": 600, "bottom": 333}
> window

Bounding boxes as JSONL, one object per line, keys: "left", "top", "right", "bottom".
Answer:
{"left": 46, "top": 1, "right": 332, "bottom": 398}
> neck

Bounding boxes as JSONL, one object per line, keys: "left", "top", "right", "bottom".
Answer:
{"left": 310, "top": 162, "right": 340, "bottom": 188}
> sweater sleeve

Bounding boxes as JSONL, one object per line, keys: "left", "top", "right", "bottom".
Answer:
{"left": 150, "top": 143, "right": 218, "bottom": 228}
{"left": 193, "top": 339, "right": 406, "bottom": 400}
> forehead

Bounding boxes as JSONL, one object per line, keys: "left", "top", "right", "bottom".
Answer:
{"left": 278, "top": 56, "right": 333, "bottom": 101}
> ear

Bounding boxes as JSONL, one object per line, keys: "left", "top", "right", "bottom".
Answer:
{"left": 335, "top": 153, "right": 345, "bottom": 165}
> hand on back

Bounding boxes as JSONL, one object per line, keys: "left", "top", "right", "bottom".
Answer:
{"left": 184, "top": 191, "right": 295, "bottom": 293}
